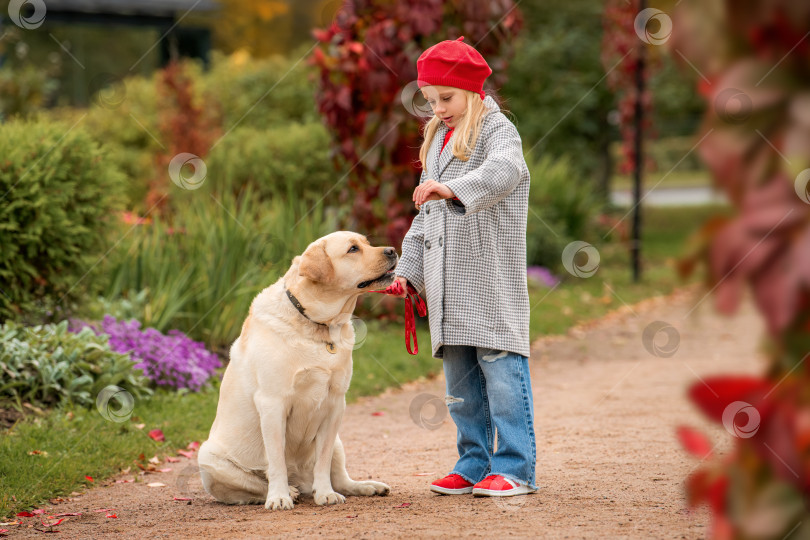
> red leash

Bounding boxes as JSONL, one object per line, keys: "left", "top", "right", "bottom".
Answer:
{"left": 371, "top": 281, "right": 427, "bottom": 355}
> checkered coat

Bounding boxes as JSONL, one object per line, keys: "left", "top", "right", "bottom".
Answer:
{"left": 395, "top": 95, "right": 531, "bottom": 359}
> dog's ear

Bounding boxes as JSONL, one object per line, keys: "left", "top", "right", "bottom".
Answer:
{"left": 298, "top": 241, "right": 334, "bottom": 283}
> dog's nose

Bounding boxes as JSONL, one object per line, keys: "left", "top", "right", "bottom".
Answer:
{"left": 384, "top": 247, "right": 397, "bottom": 259}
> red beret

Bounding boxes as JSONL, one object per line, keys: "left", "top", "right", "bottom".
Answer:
{"left": 417, "top": 36, "right": 492, "bottom": 100}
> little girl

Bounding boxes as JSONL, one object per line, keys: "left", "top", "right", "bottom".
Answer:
{"left": 394, "top": 37, "right": 536, "bottom": 497}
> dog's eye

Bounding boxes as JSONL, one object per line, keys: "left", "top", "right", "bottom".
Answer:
{"left": 347, "top": 245, "right": 359, "bottom": 253}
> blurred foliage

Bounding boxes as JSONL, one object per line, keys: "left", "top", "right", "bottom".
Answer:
{"left": 210, "top": 0, "right": 314, "bottom": 57}
{"left": 47, "top": 73, "right": 162, "bottom": 209}
{"left": 41, "top": 49, "right": 320, "bottom": 213}
{"left": 0, "top": 27, "right": 63, "bottom": 120}
{"left": 503, "top": 0, "right": 614, "bottom": 192}
{"left": 147, "top": 60, "right": 223, "bottom": 213}
{"left": 0, "top": 24, "right": 159, "bottom": 117}
{"left": 205, "top": 121, "right": 337, "bottom": 203}
{"left": 502, "top": 0, "right": 704, "bottom": 191}
{"left": 0, "top": 320, "right": 151, "bottom": 412}
{"left": 668, "top": 1, "right": 810, "bottom": 538}
{"left": 200, "top": 47, "right": 320, "bottom": 129}
{"left": 525, "top": 155, "right": 602, "bottom": 271}
{"left": 309, "top": 0, "right": 524, "bottom": 248}
{"left": 0, "top": 118, "right": 126, "bottom": 324}
{"left": 602, "top": 0, "right": 658, "bottom": 176}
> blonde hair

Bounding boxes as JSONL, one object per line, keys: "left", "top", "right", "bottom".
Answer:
{"left": 417, "top": 89, "right": 495, "bottom": 172}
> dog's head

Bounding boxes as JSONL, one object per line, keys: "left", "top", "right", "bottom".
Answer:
{"left": 297, "top": 231, "right": 398, "bottom": 292}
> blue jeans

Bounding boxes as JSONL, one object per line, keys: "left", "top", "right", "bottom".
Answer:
{"left": 442, "top": 345, "right": 537, "bottom": 489}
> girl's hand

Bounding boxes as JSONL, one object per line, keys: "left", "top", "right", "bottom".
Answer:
{"left": 392, "top": 276, "right": 409, "bottom": 298}
{"left": 414, "top": 179, "right": 455, "bottom": 205}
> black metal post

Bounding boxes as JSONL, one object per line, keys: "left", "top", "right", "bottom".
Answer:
{"left": 632, "top": 0, "right": 646, "bottom": 282}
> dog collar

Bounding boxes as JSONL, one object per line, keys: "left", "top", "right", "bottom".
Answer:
{"left": 284, "top": 286, "right": 328, "bottom": 328}
{"left": 283, "top": 281, "right": 337, "bottom": 353}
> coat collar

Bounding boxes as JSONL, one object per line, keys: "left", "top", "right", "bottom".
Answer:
{"left": 432, "top": 95, "right": 499, "bottom": 179}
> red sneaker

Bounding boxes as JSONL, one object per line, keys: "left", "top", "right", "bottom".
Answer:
{"left": 430, "top": 474, "right": 474, "bottom": 495}
{"left": 473, "top": 475, "right": 536, "bottom": 497}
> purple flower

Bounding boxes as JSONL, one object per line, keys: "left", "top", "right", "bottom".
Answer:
{"left": 70, "top": 315, "right": 221, "bottom": 391}
{"left": 527, "top": 266, "right": 560, "bottom": 288}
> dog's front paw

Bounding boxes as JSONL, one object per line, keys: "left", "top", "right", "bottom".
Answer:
{"left": 265, "top": 494, "right": 294, "bottom": 510}
{"left": 314, "top": 490, "right": 346, "bottom": 506}
{"left": 361, "top": 480, "right": 390, "bottom": 496}
{"left": 337, "top": 480, "right": 390, "bottom": 497}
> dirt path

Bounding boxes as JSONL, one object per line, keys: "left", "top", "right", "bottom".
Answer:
{"left": 11, "top": 286, "right": 766, "bottom": 539}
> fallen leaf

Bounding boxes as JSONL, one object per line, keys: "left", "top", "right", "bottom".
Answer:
{"left": 177, "top": 450, "right": 194, "bottom": 459}
{"left": 40, "top": 518, "right": 64, "bottom": 528}
{"left": 93, "top": 509, "right": 115, "bottom": 513}
{"left": 0, "top": 529, "right": 8, "bottom": 535}
{"left": 173, "top": 497, "right": 192, "bottom": 501}
{"left": 395, "top": 502, "right": 411, "bottom": 508}
{"left": 32, "top": 510, "right": 47, "bottom": 515}
{"left": 0, "top": 522, "right": 21, "bottom": 526}
{"left": 133, "top": 423, "right": 145, "bottom": 430}
{"left": 166, "top": 457, "right": 181, "bottom": 463}
{"left": 187, "top": 441, "right": 200, "bottom": 451}
{"left": 53, "top": 513, "right": 81, "bottom": 517}
{"left": 158, "top": 468, "right": 172, "bottom": 473}
{"left": 371, "top": 412, "right": 385, "bottom": 416}
{"left": 346, "top": 515, "right": 358, "bottom": 518}
{"left": 148, "top": 429, "right": 165, "bottom": 442}
{"left": 27, "top": 450, "right": 48, "bottom": 457}
{"left": 85, "top": 475, "right": 94, "bottom": 482}
{"left": 121, "top": 466, "right": 131, "bottom": 474}
{"left": 149, "top": 455, "right": 161, "bottom": 465}
{"left": 147, "top": 482, "right": 166, "bottom": 488}
{"left": 106, "top": 513, "right": 117, "bottom": 519}
{"left": 413, "top": 472, "right": 435, "bottom": 476}
{"left": 677, "top": 426, "right": 714, "bottom": 459}
{"left": 15, "top": 512, "right": 33, "bottom": 517}
{"left": 114, "top": 479, "right": 134, "bottom": 484}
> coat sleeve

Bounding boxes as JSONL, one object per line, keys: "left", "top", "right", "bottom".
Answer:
{"left": 395, "top": 171, "right": 427, "bottom": 296}
{"left": 442, "top": 116, "right": 525, "bottom": 216}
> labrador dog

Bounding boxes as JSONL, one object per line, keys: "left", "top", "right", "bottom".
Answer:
{"left": 198, "top": 231, "right": 397, "bottom": 510}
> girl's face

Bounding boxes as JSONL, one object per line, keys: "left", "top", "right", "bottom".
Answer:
{"left": 421, "top": 85, "right": 467, "bottom": 128}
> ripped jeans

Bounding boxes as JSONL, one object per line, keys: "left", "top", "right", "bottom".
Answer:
{"left": 442, "top": 345, "right": 537, "bottom": 489}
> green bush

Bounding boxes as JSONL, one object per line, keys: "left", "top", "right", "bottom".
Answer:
{"left": 76, "top": 73, "right": 163, "bottom": 208}
{"left": 201, "top": 48, "right": 320, "bottom": 130}
{"left": 0, "top": 118, "right": 126, "bottom": 322}
{"left": 205, "top": 121, "right": 336, "bottom": 201}
{"left": 0, "top": 320, "right": 151, "bottom": 412}
{"left": 526, "top": 154, "right": 601, "bottom": 271}
{"left": 47, "top": 49, "right": 322, "bottom": 209}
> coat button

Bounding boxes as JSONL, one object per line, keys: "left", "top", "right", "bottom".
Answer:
{"left": 438, "top": 236, "right": 443, "bottom": 247}
{"left": 425, "top": 239, "right": 431, "bottom": 249}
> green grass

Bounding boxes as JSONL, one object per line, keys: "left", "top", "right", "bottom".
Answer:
{"left": 0, "top": 388, "right": 219, "bottom": 520}
{"left": 527, "top": 204, "right": 732, "bottom": 337}
{"left": 0, "top": 204, "right": 730, "bottom": 520}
